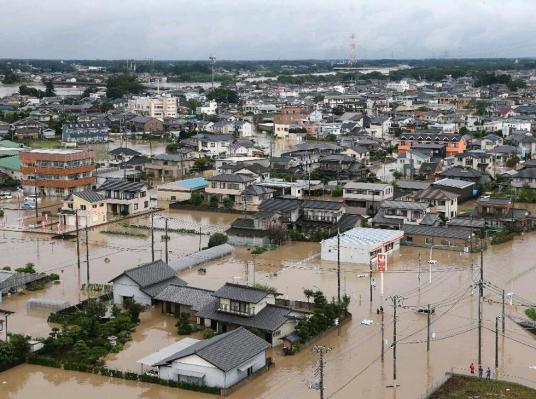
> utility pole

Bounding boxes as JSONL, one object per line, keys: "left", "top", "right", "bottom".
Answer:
{"left": 151, "top": 211, "right": 155, "bottom": 262}
{"left": 312, "top": 345, "right": 332, "bottom": 399}
{"left": 369, "top": 258, "right": 373, "bottom": 303}
{"left": 388, "top": 295, "right": 402, "bottom": 388}
{"left": 381, "top": 309, "right": 385, "bottom": 362}
{"left": 85, "top": 224, "right": 90, "bottom": 289}
{"left": 502, "top": 289, "right": 505, "bottom": 334}
{"left": 75, "top": 209, "right": 80, "bottom": 271}
{"left": 495, "top": 315, "right": 500, "bottom": 369}
{"left": 198, "top": 227, "right": 202, "bottom": 251}
{"left": 418, "top": 252, "right": 422, "bottom": 286}
{"left": 337, "top": 230, "right": 341, "bottom": 336}
{"left": 427, "top": 304, "right": 431, "bottom": 352}
{"left": 478, "top": 240, "right": 484, "bottom": 367}
{"left": 164, "top": 217, "right": 169, "bottom": 264}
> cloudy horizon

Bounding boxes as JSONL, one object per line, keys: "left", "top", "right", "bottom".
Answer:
{"left": 2, "top": 0, "right": 536, "bottom": 60}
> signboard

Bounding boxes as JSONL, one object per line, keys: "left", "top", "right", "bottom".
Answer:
{"left": 376, "top": 253, "right": 387, "bottom": 271}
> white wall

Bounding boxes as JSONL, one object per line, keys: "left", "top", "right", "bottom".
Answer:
{"left": 321, "top": 240, "right": 401, "bottom": 264}
{"left": 112, "top": 275, "right": 152, "bottom": 306}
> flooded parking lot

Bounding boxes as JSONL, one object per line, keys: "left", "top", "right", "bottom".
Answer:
{"left": 1, "top": 205, "right": 536, "bottom": 398}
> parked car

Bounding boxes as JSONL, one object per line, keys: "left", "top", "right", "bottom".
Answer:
{"left": 416, "top": 307, "right": 435, "bottom": 314}
{"left": 21, "top": 201, "right": 36, "bottom": 209}
{"left": 24, "top": 194, "right": 41, "bottom": 203}
{"left": 0, "top": 192, "right": 13, "bottom": 200}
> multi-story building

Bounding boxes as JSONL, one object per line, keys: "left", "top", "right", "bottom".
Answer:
{"left": 20, "top": 149, "right": 96, "bottom": 197}
{"left": 397, "top": 131, "right": 466, "bottom": 156}
{"left": 62, "top": 121, "right": 110, "bottom": 144}
{"left": 128, "top": 95, "right": 178, "bottom": 120}
{"left": 343, "top": 182, "right": 394, "bottom": 216}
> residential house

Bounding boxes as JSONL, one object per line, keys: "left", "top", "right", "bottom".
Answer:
{"left": 480, "top": 134, "right": 503, "bottom": 151}
{"left": 153, "top": 327, "right": 271, "bottom": 388}
{"left": 12, "top": 118, "right": 45, "bottom": 140}
{"left": 343, "top": 182, "right": 394, "bottom": 215}
{"left": 372, "top": 200, "right": 432, "bottom": 229}
{"left": 195, "top": 283, "right": 308, "bottom": 346}
{"left": 98, "top": 179, "right": 149, "bottom": 215}
{"left": 235, "top": 121, "right": 253, "bottom": 138}
{"left": 145, "top": 153, "right": 197, "bottom": 181}
{"left": 205, "top": 174, "right": 257, "bottom": 205}
{"left": 108, "top": 147, "right": 142, "bottom": 166}
{"left": 236, "top": 185, "right": 275, "bottom": 212}
{"left": 60, "top": 190, "right": 107, "bottom": 228}
{"left": 155, "top": 284, "right": 215, "bottom": 322}
{"left": 505, "top": 132, "right": 536, "bottom": 159}
{"left": 437, "top": 166, "right": 485, "bottom": 184}
{"left": 512, "top": 168, "right": 536, "bottom": 189}
{"left": 129, "top": 116, "right": 165, "bottom": 133}
{"left": 197, "top": 134, "right": 234, "bottom": 157}
{"left": 401, "top": 225, "right": 478, "bottom": 252}
{"left": 110, "top": 260, "right": 187, "bottom": 306}
{"left": 431, "top": 178, "right": 475, "bottom": 202}
{"left": 156, "top": 177, "right": 208, "bottom": 202}
{"left": 413, "top": 187, "right": 458, "bottom": 220}
{"left": 487, "top": 145, "right": 519, "bottom": 169}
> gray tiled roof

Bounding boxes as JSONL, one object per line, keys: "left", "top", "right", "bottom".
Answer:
{"left": 206, "top": 174, "right": 256, "bottom": 183}
{"left": 196, "top": 301, "right": 304, "bottom": 332}
{"left": 154, "top": 285, "right": 214, "bottom": 312}
{"left": 301, "top": 200, "right": 343, "bottom": 210}
{"left": 72, "top": 190, "right": 106, "bottom": 203}
{"left": 258, "top": 198, "right": 300, "bottom": 213}
{"left": 155, "top": 327, "right": 270, "bottom": 371}
{"left": 109, "top": 147, "right": 141, "bottom": 156}
{"left": 212, "top": 283, "right": 270, "bottom": 303}
{"left": 111, "top": 260, "right": 186, "bottom": 298}
{"left": 414, "top": 187, "right": 458, "bottom": 201}
{"left": 402, "top": 225, "right": 472, "bottom": 240}
{"left": 381, "top": 200, "right": 430, "bottom": 210}
{"left": 99, "top": 178, "right": 147, "bottom": 192}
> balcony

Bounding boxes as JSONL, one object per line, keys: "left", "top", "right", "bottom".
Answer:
{"left": 217, "top": 304, "right": 255, "bottom": 317}
{"left": 21, "top": 176, "right": 95, "bottom": 189}
{"left": 21, "top": 164, "right": 95, "bottom": 176}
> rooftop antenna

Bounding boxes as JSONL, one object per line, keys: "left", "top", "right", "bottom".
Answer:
{"left": 209, "top": 55, "right": 216, "bottom": 89}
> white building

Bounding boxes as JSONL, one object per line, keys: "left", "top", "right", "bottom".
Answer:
{"left": 321, "top": 227, "right": 404, "bottom": 264}
{"left": 128, "top": 95, "right": 178, "bottom": 120}
{"left": 502, "top": 120, "right": 532, "bottom": 137}
{"left": 197, "top": 100, "right": 218, "bottom": 115}
{"left": 110, "top": 260, "right": 186, "bottom": 306}
{"left": 153, "top": 327, "right": 270, "bottom": 388}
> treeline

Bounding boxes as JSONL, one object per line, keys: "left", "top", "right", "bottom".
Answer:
{"left": 474, "top": 72, "right": 526, "bottom": 91}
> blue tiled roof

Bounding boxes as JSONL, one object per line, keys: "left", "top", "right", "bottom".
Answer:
{"left": 176, "top": 177, "right": 208, "bottom": 189}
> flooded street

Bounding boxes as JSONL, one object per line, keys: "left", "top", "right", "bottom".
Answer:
{"left": 1, "top": 206, "right": 536, "bottom": 398}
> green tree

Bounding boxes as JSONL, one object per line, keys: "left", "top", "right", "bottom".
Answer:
{"left": 190, "top": 192, "right": 203, "bottom": 206}
{"left": 176, "top": 312, "right": 193, "bottom": 335}
{"left": 222, "top": 197, "right": 234, "bottom": 209}
{"left": 1, "top": 69, "right": 19, "bottom": 84}
{"left": 313, "top": 94, "right": 325, "bottom": 103}
{"left": 208, "top": 233, "right": 227, "bottom": 248}
{"left": 106, "top": 74, "right": 145, "bottom": 99}
{"left": 191, "top": 157, "right": 212, "bottom": 172}
{"left": 209, "top": 196, "right": 219, "bottom": 208}
{"left": 187, "top": 99, "right": 199, "bottom": 114}
{"left": 206, "top": 87, "right": 239, "bottom": 104}
{"left": 45, "top": 80, "right": 56, "bottom": 97}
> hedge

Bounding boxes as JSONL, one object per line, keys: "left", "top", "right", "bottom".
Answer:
{"left": 28, "top": 358, "right": 220, "bottom": 395}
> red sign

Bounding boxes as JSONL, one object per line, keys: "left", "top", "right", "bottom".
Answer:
{"left": 376, "top": 253, "right": 387, "bottom": 271}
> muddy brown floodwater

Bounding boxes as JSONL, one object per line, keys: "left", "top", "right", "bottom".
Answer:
{"left": 2, "top": 206, "right": 536, "bottom": 398}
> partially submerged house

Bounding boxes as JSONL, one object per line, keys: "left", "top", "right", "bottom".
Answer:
{"left": 153, "top": 327, "right": 271, "bottom": 388}
{"left": 110, "top": 260, "right": 187, "bottom": 306}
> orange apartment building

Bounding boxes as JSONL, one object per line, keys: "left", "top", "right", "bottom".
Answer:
{"left": 20, "top": 149, "right": 96, "bottom": 197}
{"left": 397, "top": 131, "right": 466, "bottom": 156}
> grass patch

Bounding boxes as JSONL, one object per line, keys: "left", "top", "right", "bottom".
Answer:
{"left": 122, "top": 223, "right": 208, "bottom": 235}
{"left": 526, "top": 308, "right": 536, "bottom": 321}
{"left": 30, "top": 140, "right": 63, "bottom": 149}
{"left": 251, "top": 246, "right": 268, "bottom": 255}
{"left": 429, "top": 374, "right": 536, "bottom": 398}
{"left": 101, "top": 230, "right": 148, "bottom": 238}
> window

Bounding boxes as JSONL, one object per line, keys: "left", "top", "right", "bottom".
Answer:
{"left": 170, "top": 196, "right": 176, "bottom": 201}
{"left": 80, "top": 205, "right": 86, "bottom": 210}
{"left": 406, "top": 236, "right": 413, "bottom": 243}
{"left": 425, "top": 237, "right": 433, "bottom": 245}
{"left": 144, "top": 201, "right": 148, "bottom": 208}
{"left": 134, "top": 203, "right": 138, "bottom": 210}
{"left": 92, "top": 204, "right": 97, "bottom": 208}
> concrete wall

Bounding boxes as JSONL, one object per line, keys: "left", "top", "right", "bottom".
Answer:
{"left": 112, "top": 275, "right": 152, "bottom": 306}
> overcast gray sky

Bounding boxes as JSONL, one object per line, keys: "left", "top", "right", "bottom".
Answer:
{"left": 2, "top": 0, "right": 536, "bottom": 60}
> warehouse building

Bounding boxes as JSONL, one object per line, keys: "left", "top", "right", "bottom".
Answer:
{"left": 320, "top": 227, "right": 404, "bottom": 264}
